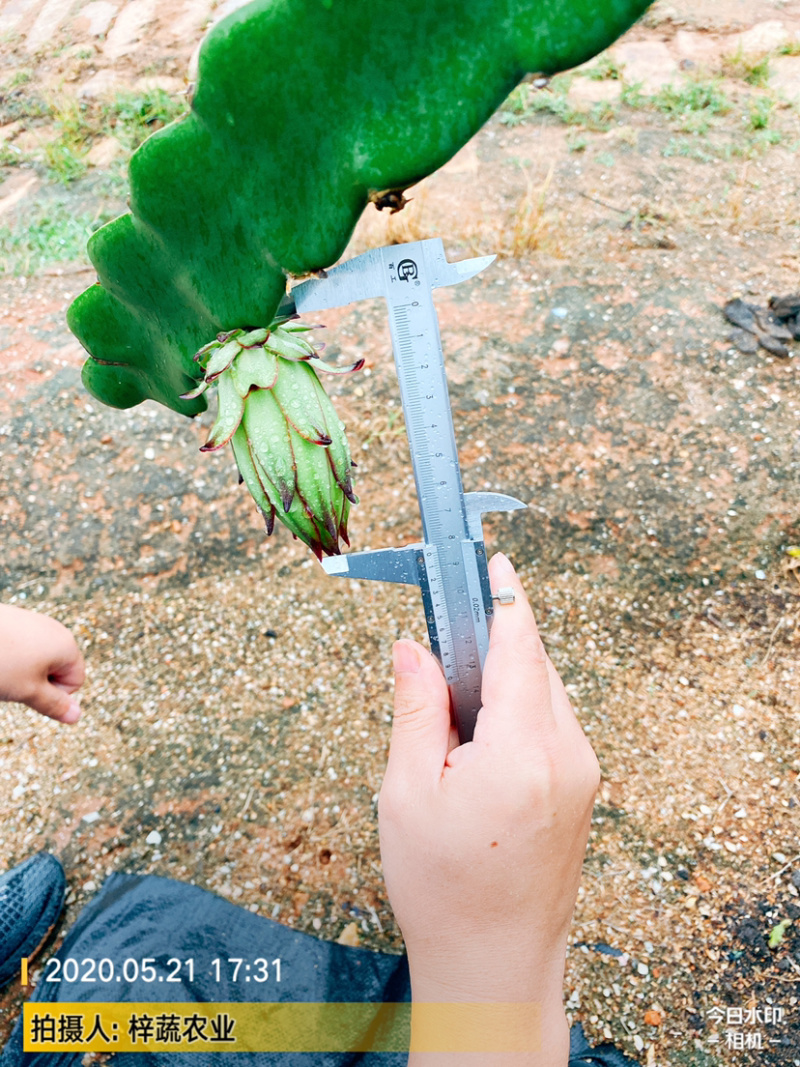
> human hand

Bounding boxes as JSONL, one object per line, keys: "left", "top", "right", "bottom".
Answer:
{"left": 378, "top": 552, "right": 600, "bottom": 1063}
{"left": 0, "top": 605, "right": 85, "bottom": 724}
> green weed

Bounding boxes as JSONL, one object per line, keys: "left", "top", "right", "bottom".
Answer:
{"left": 91, "top": 166, "right": 130, "bottom": 200}
{"left": 743, "top": 55, "right": 771, "bottom": 87}
{"left": 567, "top": 132, "right": 588, "bottom": 152}
{"left": 44, "top": 142, "right": 87, "bottom": 183}
{"left": 0, "top": 80, "right": 49, "bottom": 124}
{"left": 6, "top": 69, "right": 33, "bottom": 89}
{"left": 499, "top": 76, "right": 615, "bottom": 131}
{"left": 722, "top": 49, "right": 771, "bottom": 87}
{"left": 0, "top": 143, "right": 26, "bottom": 167}
{"left": 30, "top": 88, "right": 187, "bottom": 185}
{"left": 498, "top": 85, "right": 531, "bottom": 126}
{"left": 587, "top": 100, "right": 618, "bottom": 128}
{"left": 662, "top": 136, "right": 717, "bottom": 163}
{"left": 619, "top": 81, "right": 648, "bottom": 109}
{"left": 652, "top": 79, "right": 731, "bottom": 134}
{"left": 500, "top": 76, "right": 573, "bottom": 124}
{"left": 0, "top": 202, "right": 94, "bottom": 275}
{"left": 654, "top": 80, "right": 731, "bottom": 114}
{"left": 587, "top": 54, "right": 623, "bottom": 81}
{"left": 748, "top": 96, "right": 773, "bottom": 130}
{"left": 679, "top": 109, "right": 720, "bottom": 135}
{"left": 778, "top": 40, "right": 800, "bottom": 56}
{"left": 748, "top": 128, "right": 782, "bottom": 149}
{"left": 103, "top": 89, "right": 187, "bottom": 151}
{"left": 44, "top": 96, "right": 90, "bottom": 184}
{"left": 717, "top": 123, "right": 781, "bottom": 159}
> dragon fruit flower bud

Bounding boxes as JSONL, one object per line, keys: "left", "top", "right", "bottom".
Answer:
{"left": 183, "top": 321, "right": 362, "bottom": 559}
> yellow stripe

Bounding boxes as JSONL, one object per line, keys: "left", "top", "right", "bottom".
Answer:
{"left": 23, "top": 1002, "right": 541, "bottom": 1053}
{"left": 20, "top": 958, "right": 28, "bottom": 986}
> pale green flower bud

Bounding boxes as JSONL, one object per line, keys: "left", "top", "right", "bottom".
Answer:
{"left": 183, "top": 322, "right": 361, "bottom": 558}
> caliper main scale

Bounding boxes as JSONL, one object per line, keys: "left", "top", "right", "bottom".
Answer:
{"left": 285, "top": 239, "right": 526, "bottom": 743}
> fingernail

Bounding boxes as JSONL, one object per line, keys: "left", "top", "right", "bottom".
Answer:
{"left": 392, "top": 641, "right": 420, "bottom": 674}
{"left": 63, "top": 698, "right": 82, "bottom": 724}
{"left": 492, "top": 551, "right": 515, "bottom": 577}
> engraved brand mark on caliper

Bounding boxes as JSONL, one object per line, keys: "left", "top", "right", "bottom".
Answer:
{"left": 396, "top": 258, "right": 418, "bottom": 282}
{"left": 285, "top": 239, "right": 526, "bottom": 744}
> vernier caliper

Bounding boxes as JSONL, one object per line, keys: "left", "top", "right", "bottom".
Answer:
{"left": 282, "top": 239, "right": 526, "bottom": 744}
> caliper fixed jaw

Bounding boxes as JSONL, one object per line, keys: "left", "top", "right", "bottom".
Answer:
{"left": 321, "top": 545, "right": 424, "bottom": 586}
{"left": 277, "top": 239, "right": 497, "bottom": 318}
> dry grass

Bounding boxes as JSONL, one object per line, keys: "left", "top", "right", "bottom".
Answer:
{"left": 505, "top": 163, "right": 562, "bottom": 257}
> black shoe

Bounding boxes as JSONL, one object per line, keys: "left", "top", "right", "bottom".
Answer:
{"left": 0, "top": 852, "right": 66, "bottom": 987}
{"left": 569, "top": 1021, "right": 639, "bottom": 1066}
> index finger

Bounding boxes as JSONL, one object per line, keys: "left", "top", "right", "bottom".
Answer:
{"left": 476, "top": 552, "right": 557, "bottom": 741}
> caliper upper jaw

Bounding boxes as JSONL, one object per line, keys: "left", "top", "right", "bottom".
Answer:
{"left": 463, "top": 491, "right": 527, "bottom": 542}
{"left": 426, "top": 241, "right": 497, "bottom": 290}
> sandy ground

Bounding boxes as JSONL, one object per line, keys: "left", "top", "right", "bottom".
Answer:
{"left": 1, "top": 0, "right": 800, "bottom": 1063}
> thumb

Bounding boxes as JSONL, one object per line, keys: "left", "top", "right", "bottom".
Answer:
{"left": 28, "top": 683, "right": 82, "bottom": 725}
{"left": 388, "top": 640, "right": 451, "bottom": 779}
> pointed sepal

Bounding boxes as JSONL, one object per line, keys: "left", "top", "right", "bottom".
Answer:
{"left": 200, "top": 369, "right": 245, "bottom": 451}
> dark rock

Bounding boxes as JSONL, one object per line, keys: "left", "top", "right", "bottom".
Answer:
{"left": 727, "top": 327, "right": 759, "bottom": 355}
{"left": 724, "top": 298, "right": 758, "bottom": 332}
{"left": 754, "top": 309, "right": 793, "bottom": 342}
{"left": 757, "top": 332, "right": 790, "bottom": 358}
{"left": 768, "top": 293, "right": 800, "bottom": 319}
{"left": 735, "top": 916, "right": 769, "bottom": 954}
{"left": 723, "top": 295, "right": 796, "bottom": 357}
